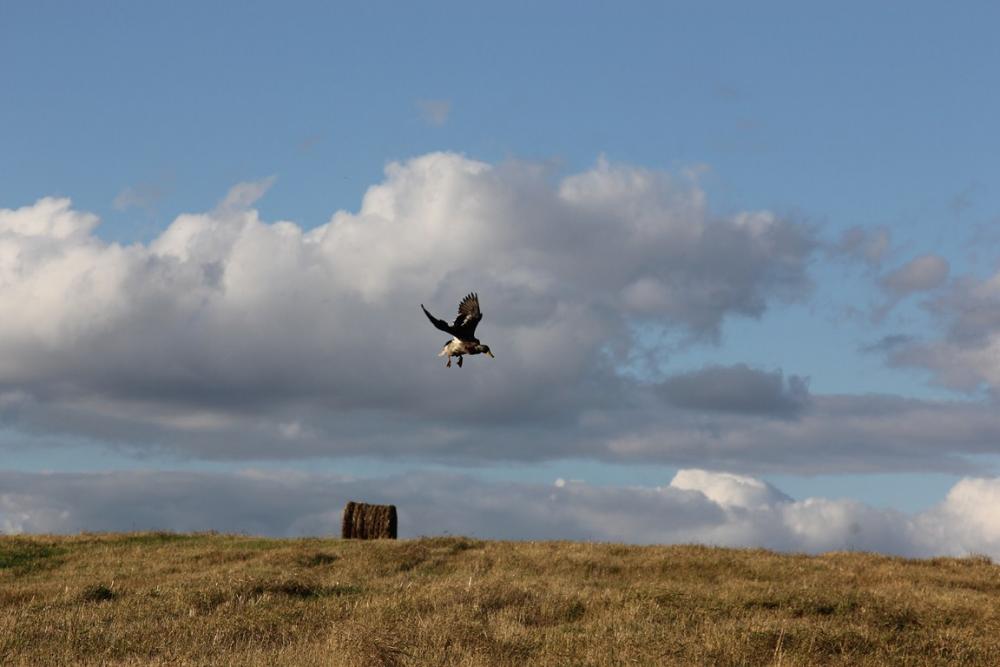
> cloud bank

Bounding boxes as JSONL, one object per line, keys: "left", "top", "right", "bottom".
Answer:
{"left": 2, "top": 467, "right": 997, "bottom": 559}
{"left": 0, "top": 153, "right": 997, "bottom": 473}
{"left": 0, "top": 154, "right": 813, "bottom": 460}
{"left": 657, "top": 364, "right": 810, "bottom": 418}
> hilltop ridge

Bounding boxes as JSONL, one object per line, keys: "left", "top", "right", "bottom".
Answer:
{"left": 1, "top": 533, "right": 998, "bottom": 665}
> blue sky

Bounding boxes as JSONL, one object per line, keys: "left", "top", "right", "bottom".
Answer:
{"left": 2, "top": 2, "right": 1000, "bottom": 547}
{"left": 7, "top": 2, "right": 999, "bottom": 235}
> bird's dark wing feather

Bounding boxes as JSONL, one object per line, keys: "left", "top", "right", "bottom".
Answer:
{"left": 452, "top": 292, "right": 483, "bottom": 339}
{"left": 422, "top": 305, "right": 457, "bottom": 336}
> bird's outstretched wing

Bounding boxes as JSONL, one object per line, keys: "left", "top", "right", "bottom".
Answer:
{"left": 452, "top": 292, "right": 483, "bottom": 339}
{"left": 422, "top": 304, "right": 456, "bottom": 336}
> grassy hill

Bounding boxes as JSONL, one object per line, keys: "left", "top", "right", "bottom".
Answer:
{"left": 1, "top": 533, "right": 999, "bottom": 666}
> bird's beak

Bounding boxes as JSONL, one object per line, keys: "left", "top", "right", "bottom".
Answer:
{"left": 488, "top": 351, "right": 495, "bottom": 358}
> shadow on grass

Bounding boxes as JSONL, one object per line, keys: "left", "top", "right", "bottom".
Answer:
{"left": 80, "top": 583, "right": 117, "bottom": 603}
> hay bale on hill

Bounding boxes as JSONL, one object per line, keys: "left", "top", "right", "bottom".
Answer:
{"left": 341, "top": 501, "right": 397, "bottom": 539}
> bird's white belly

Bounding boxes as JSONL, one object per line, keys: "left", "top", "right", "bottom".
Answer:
{"left": 440, "top": 338, "right": 471, "bottom": 356}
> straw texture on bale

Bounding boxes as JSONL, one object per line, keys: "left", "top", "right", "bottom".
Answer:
{"left": 341, "top": 501, "right": 398, "bottom": 539}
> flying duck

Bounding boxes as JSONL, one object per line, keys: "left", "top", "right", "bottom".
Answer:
{"left": 421, "top": 292, "right": 495, "bottom": 368}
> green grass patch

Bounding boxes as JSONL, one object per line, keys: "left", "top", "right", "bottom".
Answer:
{"left": 0, "top": 540, "right": 66, "bottom": 574}
{"left": 115, "top": 531, "right": 209, "bottom": 546}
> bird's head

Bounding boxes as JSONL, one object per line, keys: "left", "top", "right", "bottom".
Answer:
{"left": 475, "top": 343, "right": 495, "bottom": 358}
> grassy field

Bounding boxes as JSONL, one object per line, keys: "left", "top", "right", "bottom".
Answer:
{"left": 2, "top": 533, "right": 999, "bottom": 666}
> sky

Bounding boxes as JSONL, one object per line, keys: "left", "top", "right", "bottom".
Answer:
{"left": 3, "top": 2, "right": 1000, "bottom": 556}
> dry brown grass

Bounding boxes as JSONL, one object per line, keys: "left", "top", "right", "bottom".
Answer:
{"left": 2, "top": 532, "right": 1000, "bottom": 665}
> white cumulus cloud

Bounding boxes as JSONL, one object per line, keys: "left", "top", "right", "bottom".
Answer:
{"left": 0, "top": 153, "right": 821, "bottom": 464}
{"left": 670, "top": 469, "right": 790, "bottom": 508}
{"left": 1, "top": 154, "right": 998, "bottom": 475}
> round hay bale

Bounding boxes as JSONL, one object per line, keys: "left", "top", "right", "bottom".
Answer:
{"left": 341, "top": 501, "right": 397, "bottom": 539}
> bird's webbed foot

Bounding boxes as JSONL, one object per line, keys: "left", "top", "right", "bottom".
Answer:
{"left": 457, "top": 356, "right": 463, "bottom": 368}
{"left": 446, "top": 358, "right": 452, "bottom": 368}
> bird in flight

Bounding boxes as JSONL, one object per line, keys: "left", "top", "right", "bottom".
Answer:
{"left": 421, "top": 292, "right": 495, "bottom": 368}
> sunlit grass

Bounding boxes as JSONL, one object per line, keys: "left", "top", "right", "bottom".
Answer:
{"left": 1, "top": 533, "right": 999, "bottom": 665}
